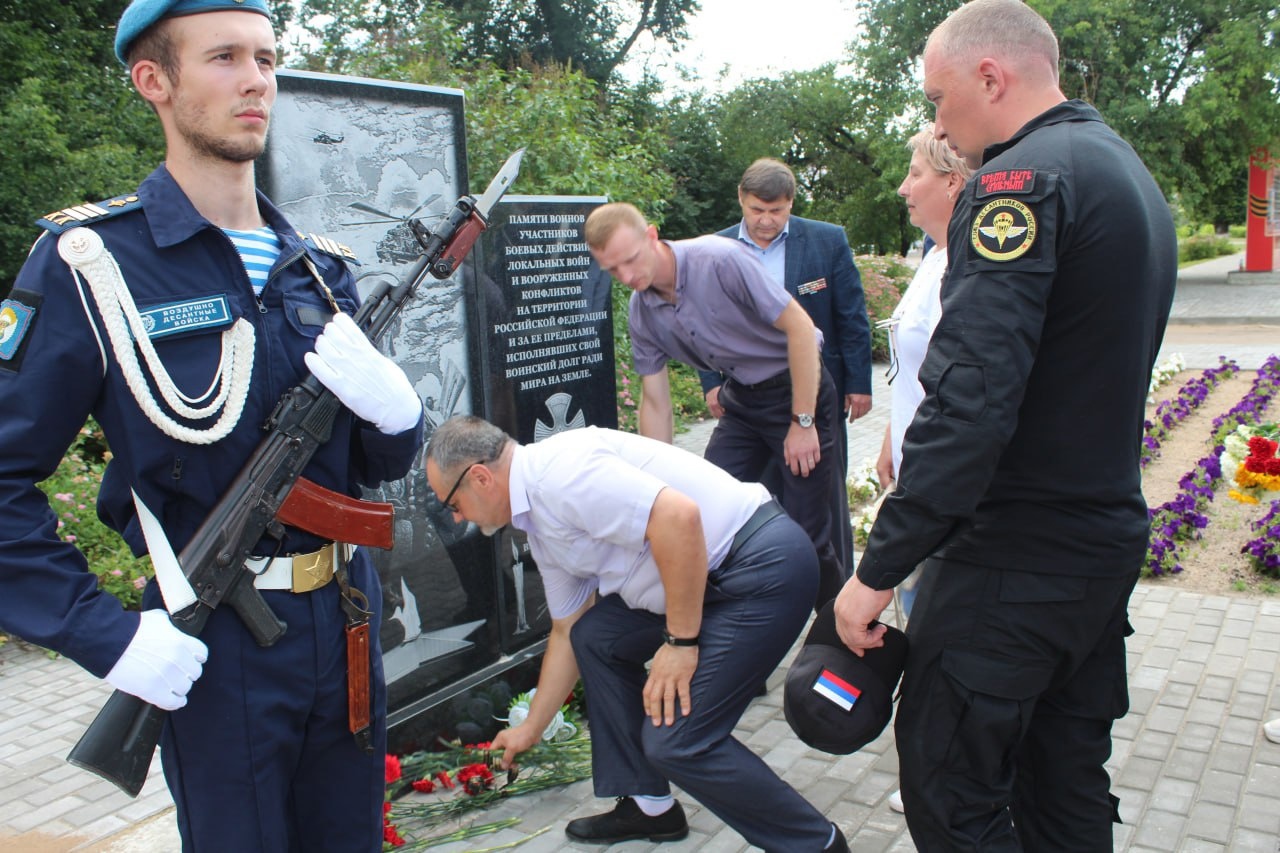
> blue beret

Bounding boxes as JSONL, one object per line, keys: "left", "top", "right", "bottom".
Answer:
{"left": 116, "top": 0, "right": 272, "bottom": 66}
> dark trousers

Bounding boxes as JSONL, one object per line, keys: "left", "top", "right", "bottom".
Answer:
{"left": 156, "top": 553, "right": 386, "bottom": 852}
{"left": 570, "top": 515, "right": 831, "bottom": 852}
{"left": 831, "top": 413, "right": 853, "bottom": 572}
{"left": 706, "top": 367, "right": 845, "bottom": 610}
{"left": 761, "top": 406, "right": 853, "bottom": 588}
{"left": 895, "top": 558, "right": 1135, "bottom": 852}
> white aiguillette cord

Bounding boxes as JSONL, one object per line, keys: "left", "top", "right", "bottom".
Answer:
{"left": 56, "top": 227, "right": 255, "bottom": 445}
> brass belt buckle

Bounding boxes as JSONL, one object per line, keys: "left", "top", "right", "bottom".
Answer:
{"left": 291, "top": 543, "right": 335, "bottom": 593}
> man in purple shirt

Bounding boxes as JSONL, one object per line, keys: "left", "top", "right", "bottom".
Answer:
{"left": 585, "top": 202, "right": 845, "bottom": 609}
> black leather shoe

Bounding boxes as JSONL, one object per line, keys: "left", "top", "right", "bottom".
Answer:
{"left": 827, "top": 822, "right": 851, "bottom": 852}
{"left": 565, "top": 797, "right": 689, "bottom": 844}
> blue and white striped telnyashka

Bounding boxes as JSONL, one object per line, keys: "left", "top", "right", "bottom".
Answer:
{"left": 223, "top": 226, "right": 282, "bottom": 295}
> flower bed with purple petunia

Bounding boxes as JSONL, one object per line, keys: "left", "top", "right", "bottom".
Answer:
{"left": 1141, "top": 357, "right": 1238, "bottom": 468}
{"left": 1242, "top": 500, "right": 1280, "bottom": 576}
{"left": 1144, "top": 355, "right": 1280, "bottom": 577}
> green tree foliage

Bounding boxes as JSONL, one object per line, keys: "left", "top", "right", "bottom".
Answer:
{"left": 436, "top": 0, "right": 700, "bottom": 86}
{"left": 658, "top": 66, "right": 918, "bottom": 254}
{"left": 0, "top": 1, "right": 162, "bottom": 291}
{"left": 292, "top": 0, "right": 699, "bottom": 86}
{"left": 648, "top": 90, "right": 738, "bottom": 239}
{"left": 854, "top": 0, "right": 1280, "bottom": 229}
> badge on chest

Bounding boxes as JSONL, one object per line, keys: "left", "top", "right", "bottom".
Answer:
{"left": 138, "top": 295, "right": 233, "bottom": 339}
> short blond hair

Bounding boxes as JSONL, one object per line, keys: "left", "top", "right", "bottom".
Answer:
{"left": 585, "top": 202, "right": 648, "bottom": 251}
{"left": 907, "top": 124, "right": 974, "bottom": 181}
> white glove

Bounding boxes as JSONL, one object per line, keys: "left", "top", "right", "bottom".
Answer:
{"left": 105, "top": 610, "right": 209, "bottom": 711}
{"left": 304, "top": 312, "right": 422, "bottom": 435}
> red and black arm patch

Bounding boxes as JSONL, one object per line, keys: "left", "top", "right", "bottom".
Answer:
{"left": 975, "top": 169, "right": 1037, "bottom": 197}
{"left": 962, "top": 169, "right": 1058, "bottom": 268}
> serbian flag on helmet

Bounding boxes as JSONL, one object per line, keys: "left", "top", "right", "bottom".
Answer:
{"left": 812, "top": 668, "right": 861, "bottom": 712}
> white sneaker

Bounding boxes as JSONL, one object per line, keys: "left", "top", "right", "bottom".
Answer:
{"left": 1264, "top": 718, "right": 1280, "bottom": 744}
{"left": 888, "top": 789, "right": 905, "bottom": 813}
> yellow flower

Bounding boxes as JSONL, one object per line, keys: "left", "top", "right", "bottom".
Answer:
{"left": 1228, "top": 489, "right": 1260, "bottom": 505}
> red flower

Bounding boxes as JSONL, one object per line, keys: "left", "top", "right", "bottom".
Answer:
{"left": 385, "top": 754, "right": 402, "bottom": 784}
{"left": 383, "top": 802, "right": 392, "bottom": 815}
{"left": 1246, "top": 456, "right": 1268, "bottom": 473}
{"left": 411, "top": 778, "right": 435, "bottom": 793}
{"left": 464, "top": 741, "right": 493, "bottom": 750}
{"left": 457, "top": 763, "right": 495, "bottom": 795}
{"left": 1247, "top": 436, "right": 1278, "bottom": 458}
{"left": 1265, "top": 458, "right": 1280, "bottom": 476}
{"left": 435, "top": 770, "right": 456, "bottom": 789}
{"left": 382, "top": 820, "right": 405, "bottom": 847}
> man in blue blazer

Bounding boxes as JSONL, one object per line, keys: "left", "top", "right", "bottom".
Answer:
{"left": 701, "top": 159, "right": 872, "bottom": 589}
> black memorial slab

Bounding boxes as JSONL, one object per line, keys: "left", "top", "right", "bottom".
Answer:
{"left": 472, "top": 195, "right": 617, "bottom": 656}
{"left": 260, "top": 69, "right": 498, "bottom": 733}
{"left": 260, "top": 71, "right": 616, "bottom": 750}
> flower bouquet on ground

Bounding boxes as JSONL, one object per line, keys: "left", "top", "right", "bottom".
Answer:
{"left": 383, "top": 689, "right": 592, "bottom": 850}
{"left": 1221, "top": 423, "right": 1280, "bottom": 505}
{"left": 852, "top": 484, "right": 890, "bottom": 549}
{"left": 846, "top": 457, "right": 881, "bottom": 507}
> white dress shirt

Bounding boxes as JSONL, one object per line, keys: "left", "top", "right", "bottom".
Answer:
{"left": 508, "top": 427, "right": 770, "bottom": 618}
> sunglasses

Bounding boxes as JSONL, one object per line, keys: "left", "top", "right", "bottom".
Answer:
{"left": 439, "top": 460, "right": 485, "bottom": 512}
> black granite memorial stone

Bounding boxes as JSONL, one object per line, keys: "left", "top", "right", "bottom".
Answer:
{"left": 259, "top": 72, "right": 617, "bottom": 750}
{"left": 260, "top": 70, "right": 503, "bottom": 729}
{"left": 472, "top": 195, "right": 617, "bottom": 654}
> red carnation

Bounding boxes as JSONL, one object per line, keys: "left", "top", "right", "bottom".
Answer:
{"left": 384, "top": 754, "right": 402, "bottom": 784}
{"left": 1246, "top": 456, "right": 1268, "bottom": 473}
{"left": 1265, "top": 457, "right": 1280, "bottom": 476}
{"left": 457, "top": 762, "right": 495, "bottom": 795}
{"left": 411, "top": 778, "right": 435, "bottom": 793}
{"left": 1247, "top": 435, "right": 1277, "bottom": 458}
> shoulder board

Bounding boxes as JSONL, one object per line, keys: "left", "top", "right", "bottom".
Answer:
{"left": 35, "top": 193, "right": 143, "bottom": 234}
{"left": 300, "top": 231, "right": 361, "bottom": 266}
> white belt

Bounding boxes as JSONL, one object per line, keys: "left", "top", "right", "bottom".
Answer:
{"left": 249, "top": 543, "right": 353, "bottom": 592}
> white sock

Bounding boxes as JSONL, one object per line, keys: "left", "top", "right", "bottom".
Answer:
{"left": 633, "top": 794, "right": 674, "bottom": 816}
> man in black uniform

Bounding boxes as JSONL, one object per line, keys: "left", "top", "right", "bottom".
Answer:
{"left": 833, "top": 1, "right": 1176, "bottom": 850}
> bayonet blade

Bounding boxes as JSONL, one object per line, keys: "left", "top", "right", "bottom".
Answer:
{"left": 473, "top": 149, "right": 525, "bottom": 221}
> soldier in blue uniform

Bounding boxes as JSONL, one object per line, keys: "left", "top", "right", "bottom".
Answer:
{"left": 0, "top": 0, "right": 424, "bottom": 849}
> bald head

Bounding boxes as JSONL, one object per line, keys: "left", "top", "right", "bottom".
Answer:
{"left": 926, "top": 0, "right": 1059, "bottom": 85}
{"left": 922, "top": 0, "right": 1066, "bottom": 166}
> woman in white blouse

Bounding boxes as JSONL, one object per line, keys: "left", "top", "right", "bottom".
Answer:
{"left": 879, "top": 126, "right": 972, "bottom": 816}
{"left": 877, "top": 126, "right": 974, "bottom": 491}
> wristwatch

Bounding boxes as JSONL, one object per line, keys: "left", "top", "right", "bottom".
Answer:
{"left": 791, "top": 412, "right": 815, "bottom": 428}
{"left": 662, "top": 629, "right": 699, "bottom": 647}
